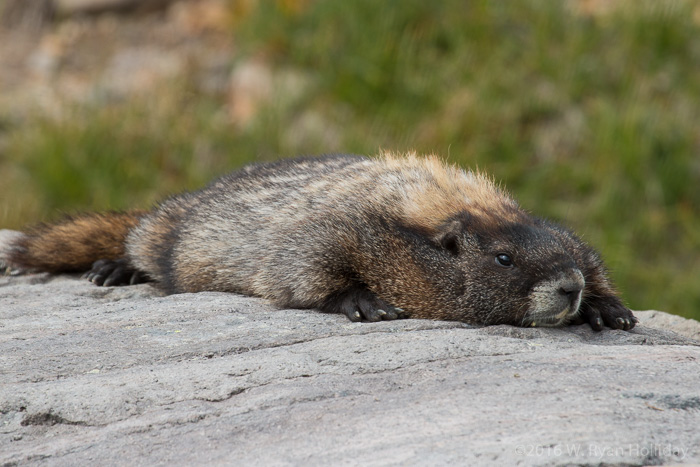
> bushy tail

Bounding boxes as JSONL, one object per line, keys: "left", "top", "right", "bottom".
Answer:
{"left": 0, "top": 211, "right": 146, "bottom": 274}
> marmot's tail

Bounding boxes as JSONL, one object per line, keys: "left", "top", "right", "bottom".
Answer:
{"left": 0, "top": 211, "right": 146, "bottom": 274}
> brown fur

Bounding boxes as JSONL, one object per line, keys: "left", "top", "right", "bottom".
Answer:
{"left": 6, "top": 211, "right": 145, "bottom": 272}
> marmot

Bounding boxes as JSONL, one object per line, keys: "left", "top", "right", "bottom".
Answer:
{"left": 0, "top": 152, "right": 636, "bottom": 330}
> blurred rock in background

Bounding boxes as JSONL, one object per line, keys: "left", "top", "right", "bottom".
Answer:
{"left": 0, "top": 0, "right": 235, "bottom": 120}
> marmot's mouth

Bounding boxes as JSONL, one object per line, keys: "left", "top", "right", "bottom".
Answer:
{"left": 526, "top": 306, "right": 577, "bottom": 327}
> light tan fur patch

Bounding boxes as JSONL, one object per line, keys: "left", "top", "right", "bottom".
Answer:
{"left": 378, "top": 151, "right": 522, "bottom": 232}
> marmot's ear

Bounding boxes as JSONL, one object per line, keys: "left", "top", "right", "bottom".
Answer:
{"left": 433, "top": 219, "right": 463, "bottom": 255}
{"left": 433, "top": 212, "right": 473, "bottom": 255}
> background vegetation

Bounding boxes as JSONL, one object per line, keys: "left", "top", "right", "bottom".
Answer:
{"left": 1, "top": 0, "right": 698, "bottom": 320}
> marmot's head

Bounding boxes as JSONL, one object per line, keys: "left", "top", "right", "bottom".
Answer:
{"left": 432, "top": 212, "right": 586, "bottom": 326}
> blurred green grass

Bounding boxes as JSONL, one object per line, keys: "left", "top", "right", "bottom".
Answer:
{"left": 1, "top": 0, "right": 698, "bottom": 320}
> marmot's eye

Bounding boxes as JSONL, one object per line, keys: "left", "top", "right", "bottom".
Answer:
{"left": 495, "top": 254, "right": 514, "bottom": 268}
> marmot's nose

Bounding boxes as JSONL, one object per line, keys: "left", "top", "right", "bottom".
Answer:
{"left": 558, "top": 271, "right": 585, "bottom": 309}
{"left": 559, "top": 284, "right": 583, "bottom": 308}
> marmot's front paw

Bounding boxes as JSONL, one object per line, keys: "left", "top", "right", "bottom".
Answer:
{"left": 579, "top": 296, "right": 637, "bottom": 331}
{"left": 324, "top": 287, "right": 405, "bottom": 322}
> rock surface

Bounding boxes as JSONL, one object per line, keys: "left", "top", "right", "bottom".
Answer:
{"left": 1, "top": 274, "right": 699, "bottom": 466}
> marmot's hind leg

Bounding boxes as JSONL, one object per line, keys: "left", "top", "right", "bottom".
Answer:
{"left": 83, "top": 258, "right": 149, "bottom": 287}
{"left": 321, "top": 285, "right": 406, "bottom": 322}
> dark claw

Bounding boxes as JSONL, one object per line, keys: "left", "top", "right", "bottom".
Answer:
{"left": 90, "top": 268, "right": 109, "bottom": 285}
{"left": 365, "top": 309, "right": 384, "bottom": 322}
{"left": 91, "top": 274, "right": 105, "bottom": 285}
{"left": 394, "top": 307, "right": 409, "bottom": 319}
{"left": 383, "top": 308, "right": 398, "bottom": 320}
{"left": 592, "top": 317, "right": 603, "bottom": 331}
{"left": 103, "top": 266, "right": 126, "bottom": 286}
{"left": 129, "top": 271, "right": 143, "bottom": 285}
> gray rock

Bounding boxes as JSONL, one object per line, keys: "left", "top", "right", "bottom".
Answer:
{"left": 634, "top": 309, "right": 700, "bottom": 342}
{"left": 1, "top": 275, "right": 699, "bottom": 466}
{"left": 0, "top": 229, "right": 26, "bottom": 274}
